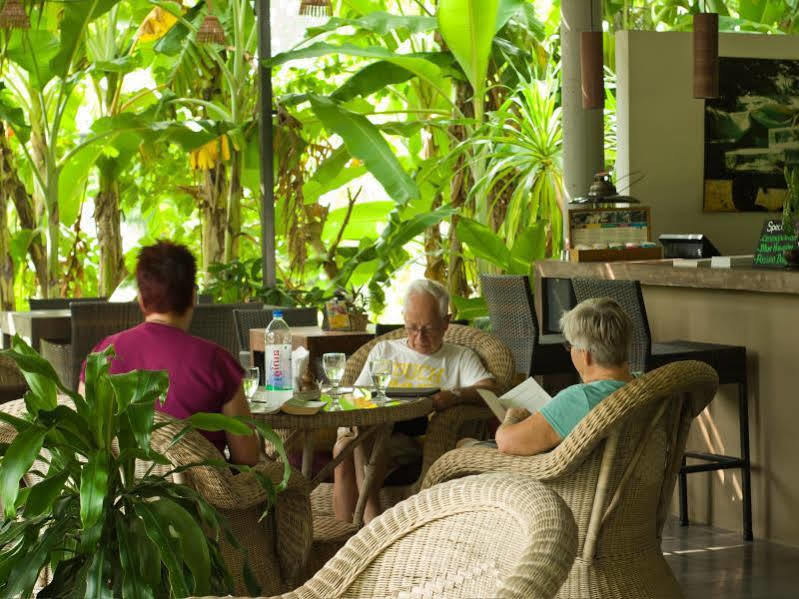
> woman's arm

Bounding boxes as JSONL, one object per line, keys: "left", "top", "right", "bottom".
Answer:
{"left": 495, "top": 410, "right": 561, "bottom": 456}
{"left": 221, "top": 384, "right": 261, "bottom": 466}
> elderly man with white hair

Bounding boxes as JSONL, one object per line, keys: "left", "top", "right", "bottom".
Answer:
{"left": 333, "top": 279, "right": 496, "bottom": 523}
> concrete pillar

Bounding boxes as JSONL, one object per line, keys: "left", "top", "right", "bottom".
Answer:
{"left": 561, "top": 0, "right": 605, "bottom": 203}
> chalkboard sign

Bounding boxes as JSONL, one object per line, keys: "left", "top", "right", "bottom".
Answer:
{"left": 753, "top": 219, "right": 798, "bottom": 268}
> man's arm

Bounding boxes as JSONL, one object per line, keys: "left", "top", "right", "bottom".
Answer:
{"left": 221, "top": 384, "right": 261, "bottom": 466}
{"left": 432, "top": 377, "right": 495, "bottom": 411}
{"left": 494, "top": 408, "right": 561, "bottom": 456}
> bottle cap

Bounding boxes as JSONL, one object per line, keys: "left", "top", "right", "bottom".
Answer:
{"left": 273, "top": 309, "right": 283, "bottom": 318}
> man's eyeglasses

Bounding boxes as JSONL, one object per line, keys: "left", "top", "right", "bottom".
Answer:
{"left": 405, "top": 325, "right": 442, "bottom": 337}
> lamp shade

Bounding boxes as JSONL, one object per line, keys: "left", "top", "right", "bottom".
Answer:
{"left": 0, "top": 0, "right": 29, "bottom": 29}
{"left": 580, "top": 30, "right": 604, "bottom": 109}
{"left": 693, "top": 12, "right": 719, "bottom": 99}
{"left": 299, "top": 0, "right": 331, "bottom": 17}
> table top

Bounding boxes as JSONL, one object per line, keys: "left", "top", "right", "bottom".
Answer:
{"left": 249, "top": 391, "right": 432, "bottom": 430}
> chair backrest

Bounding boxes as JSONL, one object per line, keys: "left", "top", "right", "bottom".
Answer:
{"left": 29, "top": 297, "right": 107, "bottom": 310}
{"left": 188, "top": 303, "right": 255, "bottom": 356}
{"left": 285, "top": 472, "right": 577, "bottom": 599}
{"left": 233, "top": 307, "right": 319, "bottom": 353}
{"left": 423, "top": 360, "right": 718, "bottom": 569}
{"left": 70, "top": 301, "right": 143, "bottom": 388}
{"left": 0, "top": 355, "right": 27, "bottom": 404}
{"left": 376, "top": 319, "right": 468, "bottom": 337}
{"left": 480, "top": 274, "right": 539, "bottom": 376}
{"left": 571, "top": 277, "right": 652, "bottom": 373}
{"left": 342, "top": 323, "right": 515, "bottom": 393}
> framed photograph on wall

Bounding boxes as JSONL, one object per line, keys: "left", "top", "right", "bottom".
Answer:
{"left": 703, "top": 57, "right": 799, "bottom": 212}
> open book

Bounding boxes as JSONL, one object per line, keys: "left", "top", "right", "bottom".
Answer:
{"left": 477, "top": 377, "right": 552, "bottom": 421}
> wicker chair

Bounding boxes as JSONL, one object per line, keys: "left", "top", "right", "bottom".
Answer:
{"left": 186, "top": 303, "right": 257, "bottom": 357}
{"left": 422, "top": 360, "right": 719, "bottom": 599}
{"left": 481, "top": 274, "right": 573, "bottom": 377}
{"left": 39, "top": 301, "right": 142, "bottom": 390}
{"left": 268, "top": 473, "right": 577, "bottom": 599}
{"left": 571, "top": 277, "right": 752, "bottom": 540}
{"left": 308, "top": 325, "right": 514, "bottom": 525}
{"left": 0, "top": 398, "right": 314, "bottom": 596}
{"left": 0, "top": 354, "right": 27, "bottom": 404}
{"left": 346, "top": 324, "right": 513, "bottom": 497}
{"left": 28, "top": 297, "right": 106, "bottom": 310}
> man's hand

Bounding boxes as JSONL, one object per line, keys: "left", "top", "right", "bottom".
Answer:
{"left": 432, "top": 390, "right": 458, "bottom": 412}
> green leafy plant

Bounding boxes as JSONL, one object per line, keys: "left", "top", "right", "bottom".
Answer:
{"left": 0, "top": 336, "right": 288, "bottom": 598}
{"left": 783, "top": 166, "right": 799, "bottom": 235}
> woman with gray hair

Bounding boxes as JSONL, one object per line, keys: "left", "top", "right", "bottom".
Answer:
{"left": 494, "top": 297, "right": 634, "bottom": 456}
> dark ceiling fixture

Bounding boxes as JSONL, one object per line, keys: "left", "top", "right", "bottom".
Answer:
{"left": 693, "top": 9, "right": 719, "bottom": 99}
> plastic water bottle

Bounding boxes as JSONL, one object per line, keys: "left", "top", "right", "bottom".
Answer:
{"left": 264, "top": 310, "right": 293, "bottom": 402}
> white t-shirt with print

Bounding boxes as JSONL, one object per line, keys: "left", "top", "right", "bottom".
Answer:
{"left": 353, "top": 339, "right": 493, "bottom": 389}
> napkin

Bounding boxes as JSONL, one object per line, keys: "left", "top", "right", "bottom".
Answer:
{"left": 292, "top": 346, "right": 309, "bottom": 390}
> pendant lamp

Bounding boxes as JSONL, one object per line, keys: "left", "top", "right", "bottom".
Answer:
{"left": 693, "top": 12, "right": 719, "bottom": 99}
{"left": 580, "top": 30, "right": 604, "bottom": 109}
{"left": 299, "top": 0, "right": 331, "bottom": 18}
{"left": 0, "top": 0, "right": 30, "bottom": 30}
{"left": 580, "top": 0, "right": 603, "bottom": 109}
{"left": 197, "top": 0, "right": 226, "bottom": 44}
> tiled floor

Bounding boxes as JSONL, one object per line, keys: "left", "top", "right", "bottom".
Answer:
{"left": 662, "top": 519, "right": 799, "bottom": 599}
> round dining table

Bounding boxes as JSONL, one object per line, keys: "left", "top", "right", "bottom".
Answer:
{"left": 250, "top": 391, "right": 433, "bottom": 527}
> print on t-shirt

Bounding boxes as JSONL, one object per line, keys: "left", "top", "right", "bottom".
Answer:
{"left": 354, "top": 339, "right": 493, "bottom": 390}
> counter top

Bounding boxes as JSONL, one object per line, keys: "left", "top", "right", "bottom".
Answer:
{"left": 535, "top": 259, "right": 799, "bottom": 295}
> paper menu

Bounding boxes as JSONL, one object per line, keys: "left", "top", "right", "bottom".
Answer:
{"left": 477, "top": 377, "right": 553, "bottom": 421}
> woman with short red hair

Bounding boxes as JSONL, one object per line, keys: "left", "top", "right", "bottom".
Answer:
{"left": 79, "top": 241, "right": 259, "bottom": 466}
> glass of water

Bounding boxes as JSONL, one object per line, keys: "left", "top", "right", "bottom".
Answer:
{"left": 322, "top": 352, "right": 347, "bottom": 408}
{"left": 243, "top": 367, "right": 260, "bottom": 402}
{"left": 369, "top": 358, "right": 392, "bottom": 404}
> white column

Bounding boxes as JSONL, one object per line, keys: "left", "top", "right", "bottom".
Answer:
{"left": 560, "top": 0, "right": 605, "bottom": 203}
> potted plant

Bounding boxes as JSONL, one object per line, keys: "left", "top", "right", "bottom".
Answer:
{"left": 0, "top": 336, "right": 286, "bottom": 598}
{"left": 782, "top": 166, "right": 799, "bottom": 265}
{"left": 322, "top": 286, "right": 369, "bottom": 331}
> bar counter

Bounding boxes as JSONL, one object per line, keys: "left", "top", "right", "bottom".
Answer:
{"left": 535, "top": 258, "right": 799, "bottom": 547}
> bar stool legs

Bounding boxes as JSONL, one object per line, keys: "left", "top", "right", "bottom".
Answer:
{"left": 739, "top": 379, "right": 753, "bottom": 541}
{"left": 678, "top": 379, "right": 753, "bottom": 541}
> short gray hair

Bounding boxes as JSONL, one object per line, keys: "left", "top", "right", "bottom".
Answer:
{"left": 404, "top": 279, "right": 449, "bottom": 320}
{"left": 560, "top": 297, "right": 632, "bottom": 367}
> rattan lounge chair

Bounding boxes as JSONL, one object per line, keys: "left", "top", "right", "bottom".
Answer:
{"left": 266, "top": 472, "right": 577, "bottom": 599}
{"left": 0, "top": 354, "right": 27, "bottom": 404}
{"left": 0, "top": 399, "right": 334, "bottom": 596}
{"left": 309, "top": 324, "right": 515, "bottom": 516}
{"left": 421, "top": 360, "right": 719, "bottom": 599}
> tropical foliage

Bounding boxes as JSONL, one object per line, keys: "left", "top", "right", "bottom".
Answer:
{"left": 0, "top": 0, "right": 797, "bottom": 315}
{"left": 0, "top": 336, "right": 289, "bottom": 597}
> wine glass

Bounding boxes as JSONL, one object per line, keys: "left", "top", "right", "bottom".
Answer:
{"left": 369, "top": 358, "right": 392, "bottom": 404}
{"left": 322, "top": 352, "right": 346, "bottom": 409}
{"left": 243, "top": 367, "right": 260, "bottom": 402}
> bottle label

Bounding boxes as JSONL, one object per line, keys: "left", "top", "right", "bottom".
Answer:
{"left": 265, "top": 343, "right": 292, "bottom": 391}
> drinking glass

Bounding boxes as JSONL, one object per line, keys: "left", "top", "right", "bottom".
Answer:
{"left": 369, "top": 358, "right": 392, "bottom": 404}
{"left": 243, "top": 367, "right": 260, "bottom": 402}
{"left": 323, "top": 352, "right": 347, "bottom": 408}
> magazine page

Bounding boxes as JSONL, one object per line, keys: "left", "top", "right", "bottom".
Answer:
{"left": 477, "top": 378, "right": 552, "bottom": 421}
